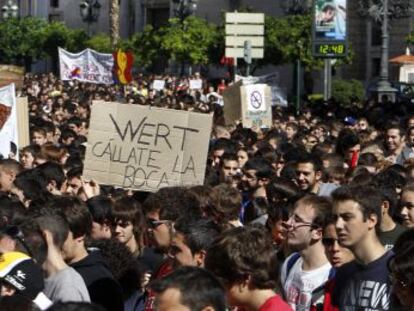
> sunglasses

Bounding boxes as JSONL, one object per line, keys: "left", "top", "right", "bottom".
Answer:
{"left": 147, "top": 218, "right": 170, "bottom": 229}
{"left": 322, "top": 237, "right": 339, "bottom": 247}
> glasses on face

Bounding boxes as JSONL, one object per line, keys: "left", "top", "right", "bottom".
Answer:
{"left": 147, "top": 218, "right": 170, "bottom": 229}
{"left": 285, "top": 215, "right": 316, "bottom": 231}
{"left": 322, "top": 237, "right": 339, "bottom": 247}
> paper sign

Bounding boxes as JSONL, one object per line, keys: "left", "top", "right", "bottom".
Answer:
{"left": 223, "top": 82, "right": 272, "bottom": 128}
{"left": 59, "top": 47, "right": 114, "bottom": 84}
{"left": 16, "top": 97, "right": 30, "bottom": 148}
{"left": 153, "top": 80, "right": 166, "bottom": 91}
{"left": 84, "top": 102, "right": 213, "bottom": 192}
{"left": 0, "top": 84, "right": 18, "bottom": 158}
{"left": 189, "top": 79, "right": 203, "bottom": 90}
{"left": 244, "top": 84, "right": 266, "bottom": 112}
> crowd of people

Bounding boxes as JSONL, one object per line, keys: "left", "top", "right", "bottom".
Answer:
{"left": 1, "top": 71, "right": 414, "bottom": 311}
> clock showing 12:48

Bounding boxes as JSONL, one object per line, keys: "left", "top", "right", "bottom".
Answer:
{"left": 313, "top": 42, "right": 347, "bottom": 58}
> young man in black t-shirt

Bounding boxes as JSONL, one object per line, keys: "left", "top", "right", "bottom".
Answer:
{"left": 332, "top": 185, "right": 393, "bottom": 311}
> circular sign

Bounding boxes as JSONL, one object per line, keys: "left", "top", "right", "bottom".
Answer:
{"left": 250, "top": 91, "right": 262, "bottom": 109}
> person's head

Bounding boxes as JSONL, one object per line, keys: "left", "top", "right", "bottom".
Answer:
{"left": 86, "top": 195, "right": 114, "bottom": 240}
{"left": 171, "top": 217, "right": 221, "bottom": 268}
{"left": 211, "top": 184, "right": 242, "bottom": 225}
{"left": 284, "top": 195, "right": 331, "bottom": 252}
{"left": 36, "top": 162, "right": 65, "bottom": 193}
{"left": 295, "top": 154, "right": 323, "bottom": 192}
{"left": 0, "top": 159, "right": 23, "bottom": 192}
{"left": 321, "top": 4, "right": 335, "bottom": 22}
{"left": 151, "top": 266, "right": 225, "bottom": 311}
{"left": 19, "top": 145, "right": 40, "bottom": 170}
{"left": 331, "top": 185, "right": 382, "bottom": 250}
{"left": 65, "top": 167, "right": 82, "bottom": 196}
{"left": 143, "top": 187, "right": 202, "bottom": 252}
{"left": 35, "top": 215, "right": 69, "bottom": 251}
{"left": 31, "top": 127, "right": 47, "bottom": 146}
{"left": 112, "top": 196, "right": 145, "bottom": 254}
{"left": 205, "top": 226, "right": 278, "bottom": 309}
{"left": 51, "top": 196, "right": 92, "bottom": 264}
{"left": 0, "top": 252, "right": 49, "bottom": 310}
{"left": 385, "top": 123, "right": 405, "bottom": 153}
{"left": 236, "top": 148, "right": 249, "bottom": 168}
{"left": 241, "top": 157, "right": 273, "bottom": 194}
{"left": 322, "top": 214, "right": 355, "bottom": 268}
{"left": 285, "top": 122, "right": 298, "bottom": 141}
{"left": 400, "top": 183, "right": 414, "bottom": 228}
{"left": 356, "top": 118, "right": 369, "bottom": 132}
{"left": 388, "top": 245, "right": 414, "bottom": 309}
{"left": 219, "top": 153, "right": 240, "bottom": 187}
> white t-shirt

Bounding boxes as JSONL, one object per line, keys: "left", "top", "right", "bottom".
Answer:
{"left": 281, "top": 253, "right": 332, "bottom": 311}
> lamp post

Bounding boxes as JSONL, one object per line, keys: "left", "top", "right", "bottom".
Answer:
{"left": 1, "top": 0, "right": 19, "bottom": 19}
{"left": 172, "top": 0, "right": 198, "bottom": 23}
{"left": 171, "top": 0, "right": 198, "bottom": 75}
{"left": 79, "top": 0, "right": 101, "bottom": 36}
{"left": 358, "top": 0, "right": 412, "bottom": 103}
{"left": 281, "top": 0, "right": 311, "bottom": 115}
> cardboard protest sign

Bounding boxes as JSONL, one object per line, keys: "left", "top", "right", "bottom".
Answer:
{"left": 189, "top": 79, "right": 203, "bottom": 90}
{"left": 0, "top": 65, "right": 25, "bottom": 89}
{"left": 84, "top": 101, "right": 213, "bottom": 192}
{"left": 16, "top": 97, "right": 30, "bottom": 148}
{"left": 223, "top": 83, "right": 272, "bottom": 128}
{"left": 0, "top": 83, "right": 18, "bottom": 157}
{"left": 153, "top": 80, "right": 165, "bottom": 91}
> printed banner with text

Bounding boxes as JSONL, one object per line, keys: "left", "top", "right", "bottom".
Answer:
{"left": 58, "top": 47, "right": 114, "bottom": 84}
{"left": 84, "top": 102, "right": 213, "bottom": 192}
{"left": 0, "top": 83, "right": 18, "bottom": 158}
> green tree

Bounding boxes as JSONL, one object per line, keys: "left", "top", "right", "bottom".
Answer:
{"left": 85, "top": 33, "right": 113, "bottom": 53}
{"left": 0, "top": 17, "right": 48, "bottom": 68}
{"left": 160, "top": 16, "right": 218, "bottom": 66}
{"left": 332, "top": 79, "right": 364, "bottom": 107}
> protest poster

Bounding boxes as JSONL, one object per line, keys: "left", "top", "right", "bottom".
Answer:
{"left": 153, "top": 80, "right": 166, "bottom": 91}
{"left": 16, "top": 97, "right": 30, "bottom": 148}
{"left": 0, "top": 65, "right": 25, "bottom": 89}
{"left": 0, "top": 83, "right": 18, "bottom": 158}
{"left": 189, "top": 79, "right": 203, "bottom": 90}
{"left": 84, "top": 101, "right": 213, "bottom": 192}
{"left": 223, "top": 82, "right": 272, "bottom": 128}
{"left": 58, "top": 47, "right": 114, "bottom": 84}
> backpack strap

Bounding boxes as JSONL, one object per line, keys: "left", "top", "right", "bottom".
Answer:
{"left": 286, "top": 252, "right": 301, "bottom": 279}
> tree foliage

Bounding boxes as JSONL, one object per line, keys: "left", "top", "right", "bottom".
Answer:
{"left": 85, "top": 33, "right": 113, "bottom": 53}
{"left": 332, "top": 79, "right": 364, "bottom": 107}
{"left": 160, "top": 16, "right": 218, "bottom": 65}
{"left": 0, "top": 17, "right": 48, "bottom": 65}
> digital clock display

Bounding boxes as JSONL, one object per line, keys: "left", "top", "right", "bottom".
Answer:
{"left": 313, "top": 43, "right": 347, "bottom": 58}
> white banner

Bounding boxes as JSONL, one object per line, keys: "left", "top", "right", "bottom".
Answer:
{"left": 153, "top": 80, "right": 166, "bottom": 91}
{"left": 189, "top": 79, "right": 203, "bottom": 90}
{"left": 0, "top": 83, "right": 17, "bottom": 158}
{"left": 58, "top": 47, "right": 114, "bottom": 84}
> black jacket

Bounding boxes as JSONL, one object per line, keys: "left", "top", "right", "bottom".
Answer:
{"left": 71, "top": 249, "right": 124, "bottom": 311}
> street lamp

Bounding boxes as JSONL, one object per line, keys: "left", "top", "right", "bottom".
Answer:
{"left": 79, "top": 0, "right": 101, "bottom": 35}
{"left": 172, "top": 0, "right": 198, "bottom": 22}
{"left": 1, "top": 0, "right": 19, "bottom": 19}
{"left": 358, "top": 0, "right": 412, "bottom": 103}
{"left": 281, "top": 0, "right": 311, "bottom": 15}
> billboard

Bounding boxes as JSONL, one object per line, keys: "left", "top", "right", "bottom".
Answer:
{"left": 313, "top": 0, "right": 347, "bottom": 57}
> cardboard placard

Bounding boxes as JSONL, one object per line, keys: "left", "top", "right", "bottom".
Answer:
{"left": 189, "top": 79, "right": 203, "bottom": 90}
{"left": 16, "top": 97, "right": 30, "bottom": 148}
{"left": 223, "top": 83, "right": 272, "bottom": 128}
{"left": 153, "top": 80, "right": 166, "bottom": 91}
{"left": 84, "top": 101, "right": 213, "bottom": 192}
{"left": 0, "top": 65, "right": 25, "bottom": 89}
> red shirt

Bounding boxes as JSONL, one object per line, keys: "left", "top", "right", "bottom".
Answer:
{"left": 259, "top": 294, "right": 292, "bottom": 311}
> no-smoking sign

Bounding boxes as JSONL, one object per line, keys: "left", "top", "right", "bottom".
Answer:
{"left": 246, "top": 85, "right": 266, "bottom": 112}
